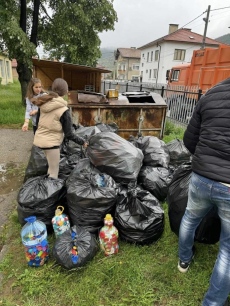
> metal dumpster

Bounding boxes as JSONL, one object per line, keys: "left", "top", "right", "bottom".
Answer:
{"left": 68, "top": 91, "right": 167, "bottom": 139}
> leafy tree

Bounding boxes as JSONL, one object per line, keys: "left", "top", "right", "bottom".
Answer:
{"left": 0, "top": 0, "right": 117, "bottom": 104}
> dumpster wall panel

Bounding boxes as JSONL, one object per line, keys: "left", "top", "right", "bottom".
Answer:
{"left": 69, "top": 103, "right": 167, "bottom": 139}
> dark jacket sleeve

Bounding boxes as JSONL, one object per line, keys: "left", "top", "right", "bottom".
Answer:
{"left": 183, "top": 101, "right": 202, "bottom": 155}
{"left": 60, "top": 110, "right": 85, "bottom": 145}
{"left": 36, "top": 108, "right": 40, "bottom": 126}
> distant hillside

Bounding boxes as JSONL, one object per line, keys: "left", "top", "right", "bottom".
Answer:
{"left": 215, "top": 33, "right": 230, "bottom": 45}
{"left": 97, "top": 47, "right": 116, "bottom": 71}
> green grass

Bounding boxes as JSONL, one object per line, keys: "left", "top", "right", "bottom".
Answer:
{"left": 0, "top": 81, "right": 25, "bottom": 127}
{"left": 0, "top": 206, "right": 218, "bottom": 306}
{"left": 0, "top": 82, "right": 220, "bottom": 305}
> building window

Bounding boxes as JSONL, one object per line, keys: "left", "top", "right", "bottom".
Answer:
{"left": 0, "top": 60, "right": 5, "bottom": 77}
{"left": 153, "top": 69, "right": 158, "bottom": 78}
{"left": 6, "top": 61, "right": 11, "bottom": 78}
{"left": 171, "top": 70, "right": 180, "bottom": 81}
{"left": 132, "top": 64, "right": 140, "bottom": 70}
{"left": 132, "top": 76, "right": 139, "bottom": 82}
{"left": 118, "top": 64, "right": 126, "bottom": 71}
{"left": 142, "top": 53, "right": 145, "bottom": 58}
{"left": 155, "top": 50, "right": 159, "bottom": 61}
{"left": 150, "top": 51, "right": 153, "bottom": 61}
{"left": 174, "top": 49, "right": 186, "bottom": 60}
{"left": 147, "top": 52, "right": 149, "bottom": 62}
{"left": 146, "top": 69, "right": 148, "bottom": 74}
{"left": 149, "top": 69, "right": 152, "bottom": 78}
{"left": 142, "top": 63, "right": 144, "bottom": 67}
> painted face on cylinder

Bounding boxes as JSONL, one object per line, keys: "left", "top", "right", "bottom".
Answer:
{"left": 105, "top": 220, "right": 113, "bottom": 226}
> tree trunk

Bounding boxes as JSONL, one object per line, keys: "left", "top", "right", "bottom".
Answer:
{"left": 30, "top": 0, "right": 40, "bottom": 46}
{"left": 20, "top": 0, "right": 27, "bottom": 32}
{"left": 16, "top": 61, "right": 32, "bottom": 105}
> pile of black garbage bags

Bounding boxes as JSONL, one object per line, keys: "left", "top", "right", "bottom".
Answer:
{"left": 17, "top": 123, "right": 221, "bottom": 269}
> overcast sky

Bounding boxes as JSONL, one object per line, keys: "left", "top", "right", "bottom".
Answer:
{"left": 99, "top": 0, "right": 230, "bottom": 49}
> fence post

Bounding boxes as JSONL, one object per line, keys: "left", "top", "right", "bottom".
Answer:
{"left": 140, "top": 84, "right": 142, "bottom": 91}
{"left": 198, "top": 89, "right": 202, "bottom": 101}
{"left": 126, "top": 82, "right": 129, "bottom": 92}
{"left": 161, "top": 86, "right": 164, "bottom": 97}
{"left": 103, "top": 81, "right": 106, "bottom": 94}
{"left": 109, "top": 82, "right": 111, "bottom": 89}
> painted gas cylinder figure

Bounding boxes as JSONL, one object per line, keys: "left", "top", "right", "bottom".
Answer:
{"left": 99, "top": 214, "right": 119, "bottom": 256}
{"left": 52, "top": 206, "right": 70, "bottom": 237}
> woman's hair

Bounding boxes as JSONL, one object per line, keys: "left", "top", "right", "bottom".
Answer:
{"left": 52, "top": 78, "right": 68, "bottom": 96}
{"left": 31, "top": 92, "right": 58, "bottom": 106}
{"left": 26, "top": 78, "right": 43, "bottom": 99}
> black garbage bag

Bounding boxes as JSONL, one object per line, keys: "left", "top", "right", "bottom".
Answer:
{"left": 128, "top": 135, "right": 139, "bottom": 148}
{"left": 167, "top": 163, "right": 191, "bottom": 236}
{"left": 66, "top": 158, "right": 118, "bottom": 234}
{"left": 166, "top": 139, "right": 191, "bottom": 167}
{"left": 58, "top": 156, "right": 72, "bottom": 180}
{"left": 17, "top": 175, "right": 66, "bottom": 229}
{"left": 61, "top": 124, "right": 95, "bottom": 158}
{"left": 73, "top": 125, "right": 101, "bottom": 141}
{"left": 96, "top": 122, "right": 119, "bottom": 133}
{"left": 59, "top": 136, "right": 85, "bottom": 180}
{"left": 24, "top": 143, "right": 82, "bottom": 182}
{"left": 114, "top": 186, "right": 164, "bottom": 245}
{"left": 23, "top": 145, "right": 48, "bottom": 182}
{"left": 167, "top": 162, "right": 221, "bottom": 244}
{"left": 60, "top": 138, "right": 83, "bottom": 157}
{"left": 87, "top": 132, "right": 143, "bottom": 184}
{"left": 53, "top": 225, "right": 98, "bottom": 269}
{"left": 134, "top": 136, "right": 170, "bottom": 168}
{"left": 59, "top": 154, "right": 82, "bottom": 181}
{"left": 138, "top": 166, "right": 173, "bottom": 202}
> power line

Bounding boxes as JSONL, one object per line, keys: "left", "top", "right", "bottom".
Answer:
{"left": 180, "top": 12, "right": 205, "bottom": 30}
{"left": 210, "top": 6, "right": 230, "bottom": 12}
{"left": 174, "top": 5, "right": 230, "bottom": 32}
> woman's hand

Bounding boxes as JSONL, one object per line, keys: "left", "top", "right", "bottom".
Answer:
{"left": 29, "top": 110, "right": 38, "bottom": 116}
{"left": 83, "top": 142, "right": 88, "bottom": 148}
{"left": 22, "top": 122, "right": 29, "bottom": 131}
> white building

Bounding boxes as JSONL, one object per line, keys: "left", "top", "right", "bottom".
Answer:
{"left": 138, "top": 24, "right": 222, "bottom": 85}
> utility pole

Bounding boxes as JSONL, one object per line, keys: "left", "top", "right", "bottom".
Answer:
{"left": 201, "top": 5, "right": 211, "bottom": 49}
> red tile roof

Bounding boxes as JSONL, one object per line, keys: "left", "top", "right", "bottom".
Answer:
{"left": 138, "top": 28, "right": 223, "bottom": 49}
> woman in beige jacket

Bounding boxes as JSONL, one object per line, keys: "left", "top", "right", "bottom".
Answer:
{"left": 32, "top": 78, "right": 87, "bottom": 179}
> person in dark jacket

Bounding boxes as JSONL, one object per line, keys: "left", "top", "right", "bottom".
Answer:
{"left": 32, "top": 78, "right": 88, "bottom": 179}
{"left": 177, "top": 77, "right": 230, "bottom": 306}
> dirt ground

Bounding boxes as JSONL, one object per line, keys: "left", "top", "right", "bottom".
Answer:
{"left": 0, "top": 128, "right": 34, "bottom": 239}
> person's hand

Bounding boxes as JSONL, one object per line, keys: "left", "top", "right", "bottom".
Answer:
{"left": 83, "top": 142, "right": 88, "bottom": 148}
{"left": 30, "top": 110, "right": 37, "bottom": 116}
{"left": 22, "top": 122, "right": 29, "bottom": 131}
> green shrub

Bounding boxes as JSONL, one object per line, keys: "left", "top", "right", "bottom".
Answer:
{"left": 163, "top": 121, "right": 185, "bottom": 143}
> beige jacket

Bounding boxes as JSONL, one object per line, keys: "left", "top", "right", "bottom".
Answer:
{"left": 33, "top": 95, "right": 68, "bottom": 148}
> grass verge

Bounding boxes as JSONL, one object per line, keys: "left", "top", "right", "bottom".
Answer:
{"left": 0, "top": 204, "right": 218, "bottom": 306}
{"left": 0, "top": 81, "right": 25, "bottom": 128}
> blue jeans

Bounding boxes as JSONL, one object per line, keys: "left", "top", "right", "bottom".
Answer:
{"left": 179, "top": 172, "right": 230, "bottom": 306}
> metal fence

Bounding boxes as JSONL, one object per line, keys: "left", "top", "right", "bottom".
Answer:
{"left": 101, "top": 81, "right": 203, "bottom": 127}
